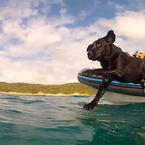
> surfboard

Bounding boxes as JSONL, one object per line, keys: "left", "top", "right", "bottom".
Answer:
{"left": 78, "top": 69, "right": 145, "bottom": 103}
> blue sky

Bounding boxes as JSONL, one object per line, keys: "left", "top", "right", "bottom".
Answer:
{"left": 0, "top": 0, "right": 144, "bottom": 84}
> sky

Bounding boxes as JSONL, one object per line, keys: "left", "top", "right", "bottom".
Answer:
{"left": 0, "top": 0, "right": 145, "bottom": 84}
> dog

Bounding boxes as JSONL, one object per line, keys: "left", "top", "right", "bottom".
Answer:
{"left": 83, "top": 30, "right": 145, "bottom": 110}
{"left": 134, "top": 50, "right": 145, "bottom": 59}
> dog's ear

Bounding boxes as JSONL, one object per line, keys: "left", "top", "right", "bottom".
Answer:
{"left": 105, "top": 30, "right": 116, "bottom": 44}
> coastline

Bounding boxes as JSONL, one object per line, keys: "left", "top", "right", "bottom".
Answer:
{"left": 0, "top": 91, "right": 92, "bottom": 96}
{"left": 0, "top": 82, "right": 96, "bottom": 96}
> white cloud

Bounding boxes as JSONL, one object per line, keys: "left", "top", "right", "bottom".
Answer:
{"left": 2, "top": 14, "right": 74, "bottom": 57}
{"left": 0, "top": 0, "right": 98, "bottom": 84}
{"left": 97, "top": 10, "right": 145, "bottom": 53}
{"left": 0, "top": 0, "right": 37, "bottom": 20}
{"left": 98, "top": 11, "right": 145, "bottom": 42}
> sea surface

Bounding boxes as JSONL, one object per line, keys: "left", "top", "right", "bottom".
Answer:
{"left": 0, "top": 93, "right": 144, "bottom": 145}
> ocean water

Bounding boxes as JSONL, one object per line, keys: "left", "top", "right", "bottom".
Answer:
{"left": 0, "top": 94, "right": 144, "bottom": 145}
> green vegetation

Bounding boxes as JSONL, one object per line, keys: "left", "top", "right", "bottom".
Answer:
{"left": 0, "top": 82, "right": 96, "bottom": 96}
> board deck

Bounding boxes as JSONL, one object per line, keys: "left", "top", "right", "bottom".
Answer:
{"left": 78, "top": 70, "right": 145, "bottom": 97}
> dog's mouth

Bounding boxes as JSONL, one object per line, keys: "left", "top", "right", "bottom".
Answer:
{"left": 87, "top": 52, "right": 96, "bottom": 61}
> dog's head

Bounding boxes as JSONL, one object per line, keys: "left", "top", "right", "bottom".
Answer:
{"left": 87, "top": 30, "right": 116, "bottom": 61}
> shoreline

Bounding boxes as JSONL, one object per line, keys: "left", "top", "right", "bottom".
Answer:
{"left": 0, "top": 91, "right": 93, "bottom": 96}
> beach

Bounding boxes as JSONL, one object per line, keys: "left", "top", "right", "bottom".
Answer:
{"left": 0, "top": 91, "right": 91, "bottom": 97}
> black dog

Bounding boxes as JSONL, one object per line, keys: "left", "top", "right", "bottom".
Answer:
{"left": 84, "top": 30, "right": 145, "bottom": 110}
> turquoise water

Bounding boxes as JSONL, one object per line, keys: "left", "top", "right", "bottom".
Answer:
{"left": 0, "top": 94, "right": 144, "bottom": 145}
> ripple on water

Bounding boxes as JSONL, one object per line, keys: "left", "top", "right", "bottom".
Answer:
{"left": 0, "top": 94, "right": 144, "bottom": 145}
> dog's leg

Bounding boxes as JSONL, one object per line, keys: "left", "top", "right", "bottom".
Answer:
{"left": 141, "top": 80, "right": 145, "bottom": 93}
{"left": 97, "top": 69, "right": 123, "bottom": 76}
{"left": 83, "top": 68, "right": 119, "bottom": 76}
{"left": 82, "top": 68, "right": 103, "bottom": 76}
{"left": 83, "top": 78, "right": 111, "bottom": 110}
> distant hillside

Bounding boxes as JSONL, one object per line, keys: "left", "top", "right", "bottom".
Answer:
{"left": 0, "top": 82, "right": 96, "bottom": 96}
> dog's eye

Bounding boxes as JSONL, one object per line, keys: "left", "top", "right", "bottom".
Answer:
{"left": 97, "top": 43, "right": 101, "bottom": 47}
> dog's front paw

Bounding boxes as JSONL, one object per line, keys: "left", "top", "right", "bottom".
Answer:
{"left": 83, "top": 101, "right": 97, "bottom": 110}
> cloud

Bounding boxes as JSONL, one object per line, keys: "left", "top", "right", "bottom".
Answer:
{"left": 0, "top": 0, "right": 37, "bottom": 20}
{"left": 97, "top": 10, "right": 145, "bottom": 53}
{"left": 0, "top": 0, "right": 99, "bottom": 84}
{"left": 1, "top": 7, "right": 74, "bottom": 57}
{"left": 99, "top": 11, "right": 145, "bottom": 41}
